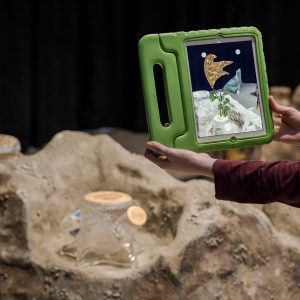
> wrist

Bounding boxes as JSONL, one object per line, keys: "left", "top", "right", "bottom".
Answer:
{"left": 205, "top": 158, "right": 217, "bottom": 178}
{"left": 194, "top": 157, "right": 216, "bottom": 178}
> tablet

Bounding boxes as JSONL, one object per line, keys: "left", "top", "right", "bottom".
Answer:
{"left": 139, "top": 27, "right": 274, "bottom": 152}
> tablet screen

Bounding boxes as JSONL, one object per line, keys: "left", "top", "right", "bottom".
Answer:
{"left": 186, "top": 36, "right": 266, "bottom": 142}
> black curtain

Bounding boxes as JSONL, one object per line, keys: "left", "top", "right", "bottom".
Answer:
{"left": 0, "top": 0, "right": 298, "bottom": 150}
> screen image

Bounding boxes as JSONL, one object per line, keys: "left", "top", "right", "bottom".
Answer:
{"left": 186, "top": 37, "right": 265, "bottom": 141}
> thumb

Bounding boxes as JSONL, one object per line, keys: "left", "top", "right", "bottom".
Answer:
{"left": 146, "top": 141, "right": 172, "bottom": 156}
{"left": 269, "top": 96, "right": 291, "bottom": 114}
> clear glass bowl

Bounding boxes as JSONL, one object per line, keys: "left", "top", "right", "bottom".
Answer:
{"left": 58, "top": 191, "right": 147, "bottom": 268}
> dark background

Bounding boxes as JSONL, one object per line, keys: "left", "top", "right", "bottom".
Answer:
{"left": 187, "top": 40, "right": 256, "bottom": 91}
{"left": 0, "top": 0, "right": 298, "bottom": 150}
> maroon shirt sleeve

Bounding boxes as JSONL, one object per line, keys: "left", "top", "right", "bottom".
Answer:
{"left": 213, "top": 159, "right": 300, "bottom": 206}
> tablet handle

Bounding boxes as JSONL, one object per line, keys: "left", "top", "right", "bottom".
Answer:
{"left": 138, "top": 35, "right": 185, "bottom": 147}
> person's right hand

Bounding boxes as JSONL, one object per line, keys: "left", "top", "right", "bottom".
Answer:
{"left": 270, "top": 96, "right": 300, "bottom": 144}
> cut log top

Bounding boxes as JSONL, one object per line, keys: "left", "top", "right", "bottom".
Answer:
{"left": 84, "top": 191, "right": 133, "bottom": 206}
{"left": 0, "top": 134, "right": 21, "bottom": 154}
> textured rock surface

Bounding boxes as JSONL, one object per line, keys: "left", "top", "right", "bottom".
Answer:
{"left": 262, "top": 141, "right": 300, "bottom": 161}
{"left": 270, "top": 85, "right": 292, "bottom": 107}
{"left": 292, "top": 84, "right": 300, "bottom": 109}
{"left": 1, "top": 131, "right": 300, "bottom": 299}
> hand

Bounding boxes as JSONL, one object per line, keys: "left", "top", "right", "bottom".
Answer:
{"left": 270, "top": 96, "right": 300, "bottom": 144}
{"left": 144, "top": 141, "right": 216, "bottom": 177}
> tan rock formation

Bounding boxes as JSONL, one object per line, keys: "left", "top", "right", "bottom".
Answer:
{"left": 270, "top": 85, "right": 292, "bottom": 106}
{"left": 292, "top": 84, "right": 300, "bottom": 109}
{"left": 1, "top": 131, "right": 300, "bottom": 299}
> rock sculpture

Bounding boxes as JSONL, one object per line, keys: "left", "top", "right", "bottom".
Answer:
{"left": 1, "top": 131, "right": 300, "bottom": 299}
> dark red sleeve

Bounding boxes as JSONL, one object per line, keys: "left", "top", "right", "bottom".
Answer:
{"left": 213, "top": 159, "right": 300, "bottom": 206}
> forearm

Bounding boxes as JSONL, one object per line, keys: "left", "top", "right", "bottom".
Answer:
{"left": 213, "top": 159, "right": 300, "bottom": 205}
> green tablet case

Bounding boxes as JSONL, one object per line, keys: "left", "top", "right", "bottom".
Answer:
{"left": 138, "top": 27, "right": 274, "bottom": 152}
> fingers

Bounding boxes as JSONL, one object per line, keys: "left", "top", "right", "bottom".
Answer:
{"left": 273, "top": 125, "right": 280, "bottom": 135}
{"left": 144, "top": 148, "right": 169, "bottom": 168}
{"left": 272, "top": 112, "right": 282, "bottom": 126}
{"left": 144, "top": 148, "right": 157, "bottom": 161}
{"left": 144, "top": 148, "right": 167, "bottom": 161}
